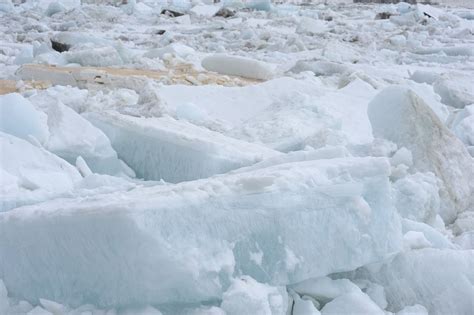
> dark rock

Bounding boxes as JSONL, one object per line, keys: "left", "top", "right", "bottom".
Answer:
{"left": 375, "top": 12, "right": 393, "bottom": 19}
{"left": 160, "top": 9, "right": 184, "bottom": 17}
{"left": 214, "top": 7, "right": 235, "bottom": 18}
{"left": 51, "top": 39, "right": 70, "bottom": 52}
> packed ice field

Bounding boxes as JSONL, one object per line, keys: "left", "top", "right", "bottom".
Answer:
{"left": 0, "top": 0, "right": 473, "bottom": 314}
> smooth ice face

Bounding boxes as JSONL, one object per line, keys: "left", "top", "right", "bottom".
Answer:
{"left": 0, "top": 156, "right": 401, "bottom": 308}
{"left": 367, "top": 86, "right": 474, "bottom": 223}
{"left": 350, "top": 249, "right": 474, "bottom": 315}
{"left": 0, "top": 132, "right": 82, "bottom": 212}
{"left": 0, "top": 93, "right": 49, "bottom": 144}
{"left": 85, "top": 111, "right": 279, "bottom": 182}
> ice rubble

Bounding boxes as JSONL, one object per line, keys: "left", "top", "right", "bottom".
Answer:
{"left": 85, "top": 110, "right": 279, "bottom": 182}
{"left": 347, "top": 249, "right": 474, "bottom": 315}
{"left": 1, "top": 0, "right": 473, "bottom": 314}
{"left": 0, "top": 156, "right": 402, "bottom": 307}
{"left": 368, "top": 86, "right": 474, "bottom": 223}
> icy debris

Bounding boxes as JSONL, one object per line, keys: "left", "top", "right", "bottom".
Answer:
{"left": 449, "top": 104, "right": 474, "bottom": 154}
{"left": 396, "top": 304, "right": 428, "bottom": 315}
{"left": 51, "top": 32, "right": 111, "bottom": 50}
{"left": 190, "top": 4, "right": 220, "bottom": 17}
{"left": 290, "top": 292, "right": 320, "bottom": 315}
{"left": 14, "top": 45, "right": 34, "bottom": 65}
{"left": 416, "top": 4, "right": 443, "bottom": 20}
{"left": 403, "top": 231, "right": 432, "bottom": 250}
{"left": 245, "top": 0, "right": 272, "bottom": 12}
{"left": 45, "top": 2, "right": 65, "bottom": 17}
{"left": 39, "top": 298, "right": 68, "bottom": 315}
{"left": 453, "top": 231, "right": 474, "bottom": 250}
{"left": 75, "top": 156, "right": 92, "bottom": 177}
{"left": 389, "top": 35, "right": 406, "bottom": 47}
{"left": 221, "top": 276, "right": 287, "bottom": 315}
{"left": 202, "top": 54, "right": 275, "bottom": 80}
{"left": 433, "top": 72, "right": 474, "bottom": 109}
{"left": 390, "top": 147, "right": 413, "bottom": 168}
{"left": 451, "top": 211, "right": 474, "bottom": 236}
{"left": 355, "top": 281, "right": 387, "bottom": 310}
{"left": 85, "top": 110, "right": 279, "bottom": 182}
{"left": 0, "top": 93, "right": 49, "bottom": 144}
{"left": 144, "top": 43, "right": 195, "bottom": 60}
{"left": 409, "top": 70, "right": 439, "bottom": 85}
{"left": 320, "top": 290, "right": 384, "bottom": 315}
{"left": 0, "top": 156, "right": 401, "bottom": 307}
{"left": 368, "top": 86, "right": 474, "bottom": 223}
{"left": 296, "top": 17, "right": 327, "bottom": 35}
{"left": 393, "top": 172, "right": 439, "bottom": 224}
{"left": 0, "top": 0, "right": 13, "bottom": 13}
{"left": 351, "top": 249, "right": 474, "bottom": 315}
{"left": 290, "top": 277, "right": 360, "bottom": 305}
{"left": 65, "top": 46, "right": 124, "bottom": 67}
{"left": 289, "top": 60, "right": 350, "bottom": 77}
{"left": 402, "top": 219, "right": 454, "bottom": 250}
{"left": 0, "top": 132, "right": 81, "bottom": 211}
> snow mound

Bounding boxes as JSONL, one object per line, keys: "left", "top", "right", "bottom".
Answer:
{"left": 0, "top": 156, "right": 401, "bottom": 308}
{"left": 85, "top": 111, "right": 279, "bottom": 182}
{"left": 202, "top": 54, "right": 276, "bottom": 80}
{"left": 367, "top": 86, "right": 474, "bottom": 223}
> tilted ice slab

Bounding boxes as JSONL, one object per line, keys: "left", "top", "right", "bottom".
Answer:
{"left": 368, "top": 86, "right": 474, "bottom": 223}
{"left": 85, "top": 111, "right": 279, "bottom": 182}
{"left": 0, "top": 132, "right": 81, "bottom": 212}
{"left": 0, "top": 156, "right": 402, "bottom": 308}
{"left": 0, "top": 93, "right": 132, "bottom": 177}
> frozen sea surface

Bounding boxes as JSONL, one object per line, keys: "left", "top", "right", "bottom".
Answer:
{"left": 0, "top": 0, "right": 473, "bottom": 314}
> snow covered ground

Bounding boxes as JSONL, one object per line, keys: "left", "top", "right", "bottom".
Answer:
{"left": 0, "top": 0, "right": 473, "bottom": 315}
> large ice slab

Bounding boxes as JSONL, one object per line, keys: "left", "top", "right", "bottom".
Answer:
{"left": 368, "top": 86, "right": 474, "bottom": 223}
{"left": 85, "top": 111, "right": 279, "bottom": 182}
{"left": 0, "top": 156, "right": 402, "bottom": 308}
